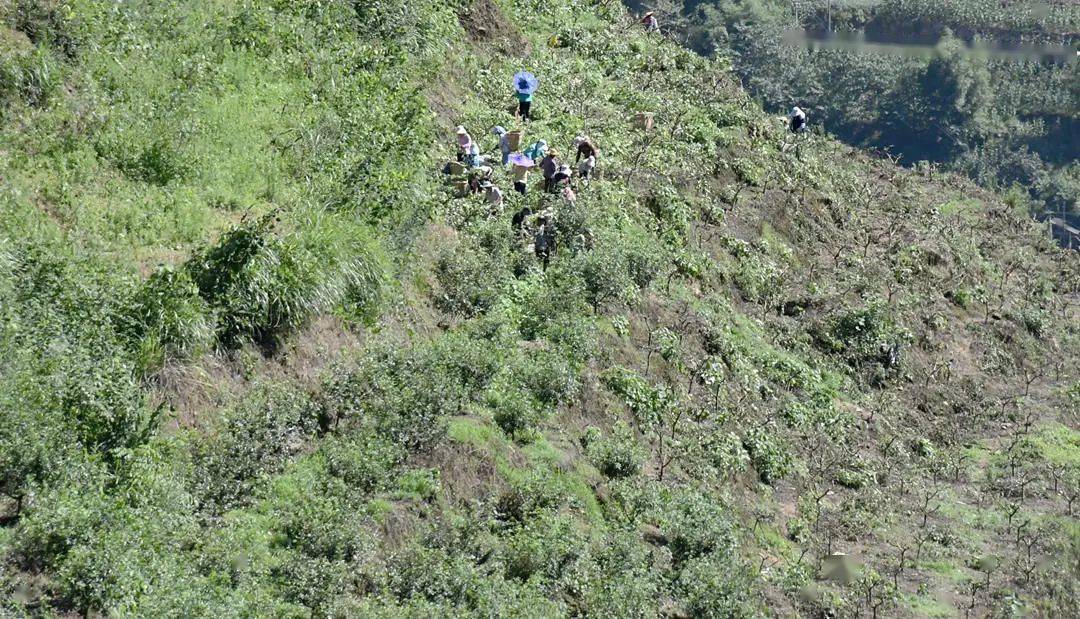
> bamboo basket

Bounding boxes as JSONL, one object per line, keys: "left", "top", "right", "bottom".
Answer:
{"left": 506, "top": 130, "right": 523, "bottom": 150}
{"left": 633, "top": 112, "right": 654, "bottom": 131}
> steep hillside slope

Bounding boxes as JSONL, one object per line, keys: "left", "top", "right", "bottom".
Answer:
{"left": 1, "top": 1, "right": 1077, "bottom": 616}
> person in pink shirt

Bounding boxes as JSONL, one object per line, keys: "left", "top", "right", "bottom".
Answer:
{"left": 455, "top": 126, "right": 473, "bottom": 159}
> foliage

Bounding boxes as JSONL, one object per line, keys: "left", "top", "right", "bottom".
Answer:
{"left": 0, "top": 0, "right": 1075, "bottom": 616}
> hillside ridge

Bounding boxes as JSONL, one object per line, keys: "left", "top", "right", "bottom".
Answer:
{"left": 1, "top": 1, "right": 1077, "bottom": 616}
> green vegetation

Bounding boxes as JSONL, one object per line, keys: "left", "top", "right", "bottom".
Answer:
{"left": 680, "top": 0, "right": 1079, "bottom": 219}
{"left": 1, "top": 0, "right": 1078, "bottom": 616}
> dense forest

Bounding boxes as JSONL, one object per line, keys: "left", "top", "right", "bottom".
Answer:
{"left": 654, "top": 0, "right": 1079, "bottom": 221}
{"left": 2, "top": 0, "right": 1078, "bottom": 617}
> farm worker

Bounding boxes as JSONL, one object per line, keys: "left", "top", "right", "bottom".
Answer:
{"left": 517, "top": 90, "right": 533, "bottom": 120}
{"left": 465, "top": 143, "right": 487, "bottom": 168}
{"left": 540, "top": 149, "right": 560, "bottom": 192}
{"left": 523, "top": 139, "right": 547, "bottom": 162}
{"left": 553, "top": 163, "right": 572, "bottom": 188}
{"left": 456, "top": 126, "right": 473, "bottom": 156}
{"left": 481, "top": 180, "right": 504, "bottom": 212}
{"left": 513, "top": 163, "right": 530, "bottom": 195}
{"left": 562, "top": 185, "right": 576, "bottom": 205}
{"left": 642, "top": 11, "right": 658, "bottom": 33}
{"left": 574, "top": 135, "right": 597, "bottom": 163}
{"left": 513, "top": 71, "right": 538, "bottom": 120}
{"left": 492, "top": 126, "right": 512, "bottom": 166}
{"left": 578, "top": 151, "right": 596, "bottom": 182}
{"left": 534, "top": 214, "right": 556, "bottom": 271}
{"left": 511, "top": 206, "right": 533, "bottom": 233}
{"left": 789, "top": 107, "right": 807, "bottom": 134}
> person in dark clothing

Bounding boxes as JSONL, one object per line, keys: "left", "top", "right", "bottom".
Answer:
{"left": 552, "top": 164, "right": 571, "bottom": 189}
{"left": 534, "top": 216, "right": 556, "bottom": 271}
{"left": 540, "top": 150, "right": 559, "bottom": 192}
{"left": 513, "top": 163, "right": 530, "bottom": 195}
{"left": 574, "top": 136, "right": 597, "bottom": 163}
{"left": 790, "top": 106, "right": 807, "bottom": 134}
{"left": 517, "top": 92, "right": 532, "bottom": 120}
{"left": 511, "top": 206, "right": 533, "bottom": 234}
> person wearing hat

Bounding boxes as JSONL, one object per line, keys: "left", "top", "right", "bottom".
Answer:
{"left": 523, "top": 139, "right": 547, "bottom": 163}
{"left": 553, "top": 163, "right": 572, "bottom": 188}
{"left": 642, "top": 11, "right": 658, "bottom": 33}
{"left": 481, "top": 180, "right": 504, "bottom": 212}
{"left": 456, "top": 126, "right": 473, "bottom": 158}
{"left": 465, "top": 143, "right": 487, "bottom": 168}
{"left": 540, "top": 149, "right": 560, "bottom": 192}
{"left": 789, "top": 107, "right": 807, "bottom": 134}
{"left": 492, "top": 126, "right": 512, "bottom": 166}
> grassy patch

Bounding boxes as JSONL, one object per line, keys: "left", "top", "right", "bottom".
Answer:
{"left": 902, "top": 592, "right": 955, "bottom": 618}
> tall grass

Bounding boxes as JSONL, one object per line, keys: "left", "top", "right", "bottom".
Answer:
{"left": 185, "top": 208, "right": 383, "bottom": 347}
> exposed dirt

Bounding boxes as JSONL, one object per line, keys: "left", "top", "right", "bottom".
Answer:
{"left": 456, "top": 0, "right": 529, "bottom": 53}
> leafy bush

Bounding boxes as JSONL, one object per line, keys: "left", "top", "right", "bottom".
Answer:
{"left": 186, "top": 212, "right": 381, "bottom": 346}
{"left": 502, "top": 511, "right": 587, "bottom": 582}
{"left": 321, "top": 434, "right": 404, "bottom": 493}
{"left": 388, "top": 545, "right": 483, "bottom": 606}
{"left": 517, "top": 347, "right": 580, "bottom": 407}
{"left": 191, "top": 384, "right": 319, "bottom": 513}
{"left": 319, "top": 339, "right": 486, "bottom": 450}
{"left": 580, "top": 531, "right": 661, "bottom": 617}
{"left": 583, "top": 422, "right": 644, "bottom": 479}
{"left": 494, "top": 471, "right": 564, "bottom": 525}
{"left": 122, "top": 265, "right": 214, "bottom": 365}
{"left": 676, "top": 553, "right": 759, "bottom": 618}
{"left": 662, "top": 491, "right": 739, "bottom": 566}
{"left": 704, "top": 431, "right": 750, "bottom": 480}
{"left": 816, "top": 303, "right": 908, "bottom": 374}
{"left": 3, "top": 0, "right": 80, "bottom": 59}
{"left": 433, "top": 236, "right": 510, "bottom": 317}
{"left": 0, "top": 44, "right": 63, "bottom": 109}
{"left": 488, "top": 378, "right": 545, "bottom": 441}
{"left": 742, "top": 426, "right": 794, "bottom": 484}
{"left": 113, "top": 138, "right": 193, "bottom": 186}
{"left": 274, "top": 553, "right": 351, "bottom": 611}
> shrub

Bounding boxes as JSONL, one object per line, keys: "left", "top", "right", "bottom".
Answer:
{"left": 388, "top": 546, "right": 483, "bottom": 606}
{"left": 517, "top": 347, "right": 579, "bottom": 407}
{"left": 580, "top": 531, "right": 661, "bottom": 617}
{"left": 742, "top": 426, "right": 794, "bottom": 484}
{"left": 583, "top": 422, "right": 644, "bottom": 479}
{"left": 433, "top": 237, "right": 509, "bottom": 317}
{"left": 274, "top": 553, "right": 351, "bottom": 612}
{"left": 0, "top": 45, "right": 63, "bottom": 109}
{"left": 319, "top": 341, "right": 469, "bottom": 450}
{"left": 662, "top": 492, "right": 739, "bottom": 566}
{"left": 4, "top": 0, "right": 80, "bottom": 59}
{"left": 494, "top": 472, "right": 564, "bottom": 524}
{"left": 704, "top": 432, "right": 750, "bottom": 480}
{"left": 191, "top": 384, "right": 319, "bottom": 513}
{"left": 488, "top": 378, "right": 545, "bottom": 441}
{"left": 122, "top": 265, "right": 214, "bottom": 365}
{"left": 0, "top": 362, "right": 84, "bottom": 509}
{"left": 57, "top": 350, "right": 157, "bottom": 455}
{"left": 321, "top": 434, "right": 404, "bottom": 493}
{"left": 114, "top": 139, "right": 193, "bottom": 186}
{"left": 676, "top": 553, "right": 759, "bottom": 618}
{"left": 502, "top": 511, "right": 587, "bottom": 582}
{"left": 186, "top": 212, "right": 381, "bottom": 346}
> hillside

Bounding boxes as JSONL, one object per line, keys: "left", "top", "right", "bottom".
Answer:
{"left": 681, "top": 0, "right": 1079, "bottom": 224}
{"left": 1, "top": 1, "right": 1078, "bottom": 617}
